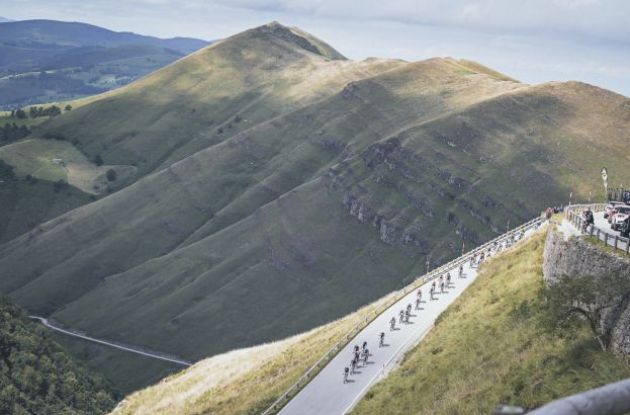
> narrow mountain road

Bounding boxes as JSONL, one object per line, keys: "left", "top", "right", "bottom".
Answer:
{"left": 563, "top": 210, "right": 629, "bottom": 250}
{"left": 593, "top": 212, "right": 629, "bottom": 250}
{"left": 278, "top": 223, "right": 543, "bottom": 415}
{"left": 30, "top": 316, "right": 191, "bottom": 367}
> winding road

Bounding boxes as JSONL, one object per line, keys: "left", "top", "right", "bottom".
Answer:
{"left": 278, "top": 221, "right": 544, "bottom": 415}
{"left": 30, "top": 316, "right": 192, "bottom": 367}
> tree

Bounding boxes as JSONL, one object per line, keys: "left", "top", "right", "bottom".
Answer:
{"left": 545, "top": 273, "right": 630, "bottom": 351}
{"left": 0, "top": 160, "right": 15, "bottom": 181}
{"left": 64, "top": 105, "right": 72, "bottom": 112}
{"left": 106, "top": 169, "right": 117, "bottom": 182}
{"left": 53, "top": 180, "right": 66, "bottom": 193}
{"left": 15, "top": 109, "right": 26, "bottom": 119}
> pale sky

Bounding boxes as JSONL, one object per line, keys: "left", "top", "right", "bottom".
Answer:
{"left": 2, "top": 0, "right": 630, "bottom": 96}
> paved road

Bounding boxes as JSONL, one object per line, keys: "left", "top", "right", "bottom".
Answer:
{"left": 278, "top": 225, "right": 542, "bottom": 415}
{"left": 570, "top": 210, "right": 629, "bottom": 251}
{"left": 30, "top": 316, "right": 191, "bottom": 367}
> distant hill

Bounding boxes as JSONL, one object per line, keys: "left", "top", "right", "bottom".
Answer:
{"left": 0, "top": 17, "right": 12, "bottom": 23}
{"left": 0, "top": 22, "right": 628, "bottom": 391}
{"left": 0, "top": 19, "right": 210, "bottom": 108}
{"left": 0, "top": 295, "right": 117, "bottom": 414}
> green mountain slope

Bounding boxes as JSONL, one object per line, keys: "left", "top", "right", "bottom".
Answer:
{"left": 0, "top": 296, "right": 116, "bottom": 414}
{"left": 0, "top": 174, "right": 93, "bottom": 244}
{"left": 33, "top": 22, "right": 398, "bottom": 177}
{"left": 0, "top": 23, "right": 629, "bottom": 389}
{"left": 0, "top": 19, "right": 209, "bottom": 108}
{"left": 108, "top": 231, "right": 630, "bottom": 415}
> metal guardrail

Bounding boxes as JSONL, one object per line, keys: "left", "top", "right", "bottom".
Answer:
{"left": 527, "top": 373, "right": 630, "bottom": 415}
{"left": 262, "top": 214, "right": 546, "bottom": 415}
{"left": 565, "top": 204, "right": 630, "bottom": 255}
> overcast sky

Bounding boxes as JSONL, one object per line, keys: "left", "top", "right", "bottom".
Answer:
{"left": 3, "top": 0, "right": 629, "bottom": 96}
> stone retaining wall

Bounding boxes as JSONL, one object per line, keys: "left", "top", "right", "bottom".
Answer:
{"left": 543, "top": 227, "right": 630, "bottom": 357}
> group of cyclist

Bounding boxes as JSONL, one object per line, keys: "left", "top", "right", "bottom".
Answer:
{"left": 343, "top": 230, "right": 523, "bottom": 383}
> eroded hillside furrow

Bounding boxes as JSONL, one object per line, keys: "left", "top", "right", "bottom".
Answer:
{"left": 1, "top": 24, "right": 628, "bottom": 380}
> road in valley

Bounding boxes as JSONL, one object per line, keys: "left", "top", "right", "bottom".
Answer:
{"left": 30, "top": 316, "right": 192, "bottom": 367}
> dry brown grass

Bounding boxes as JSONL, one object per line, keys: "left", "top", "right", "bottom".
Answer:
{"left": 110, "top": 290, "right": 398, "bottom": 415}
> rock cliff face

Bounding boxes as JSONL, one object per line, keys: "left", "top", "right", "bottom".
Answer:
{"left": 543, "top": 228, "right": 630, "bottom": 357}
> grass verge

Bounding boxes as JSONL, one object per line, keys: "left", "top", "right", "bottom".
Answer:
{"left": 350, "top": 232, "right": 630, "bottom": 414}
{"left": 110, "top": 291, "right": 398, "bottom": 415}
{"left": 584, "top": 234, "right": 630, "bottom": 257}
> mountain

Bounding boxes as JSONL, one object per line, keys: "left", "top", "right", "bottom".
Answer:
{"left": 108, "top": 233, "right": 630, "bottom": 415}
{"left": 0, "top": 22, "right": 629, "bottom": 390}
{"left": 0, "top": 296, "right": 117, "bottom": 414}
{"left": 0, "top": 17, "right": 12, "bottom": 23}
{"left": 0, "top": 19, "right": 210, "bottom": 108}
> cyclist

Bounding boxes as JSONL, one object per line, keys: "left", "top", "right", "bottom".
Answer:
{"left": 430, "top": 285, "right": 435, "bottom": 300}
{"left": 439, "top": 274, "right": 444, "bottom": 287}
{"left": 379, "top": 332, "right": 385, "bottom": 347}
{"left": 417, "top": 288, "right": 422, "bottom": 302}
{"left": 363, "top": 348, "right": 369, "bottom": 364}
{"left": 415, "top": 297, "right": 421, "bottom": 310}
{"left": 343, "top": 367, "right": 349, "bottom": 383}
{"left": 404, "top": 308, "right": 410, "bottom": 322}
{"left": 351, "top": 358, "right": 357, "bottom": 374}
{"left": 362, "top": 341, "right": 368, "bottom": 351}
{"left": 459, "top": 264, "right": 464, "bottom": 278}
{"left": 446, "top": 272, "right": 452, "bottom": 286}
{"left": 399, "top": 309, "right": 405, "bottom": 323}
{"left": 390, "top": 317, "right": 396, "bottom": 331}
{"left": 440, "top": 280, "right": 445, "bottom": 293}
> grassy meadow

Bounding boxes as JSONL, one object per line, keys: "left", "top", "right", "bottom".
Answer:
{"left": 351, "top": 232, "right": 630, "bottom": 414}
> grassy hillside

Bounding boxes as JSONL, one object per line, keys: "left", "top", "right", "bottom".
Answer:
{"left": 111, "top": 230, "right": 630, "bottom": 414}
{"left": 34, "top": 22, "right": 399, "bottom": 176}
{"left": 351, "top": 233, "right": 630, "bottom": 414}
{"left": 110, "top": 290, "right": 396, "bottom": 415}
{"left": 0, "top": 19, "right": 209, "bottom": 108}
{"left": 0, "top": 22, "right": 629, "bottom": 389}
{"left": 0, "top": 138, "right": 136, "bottom": 194}
{"left": 0, "top": 176, "right": 92, "bottom": 243}
{"left": 0, "top": 296, "right": 116, "bottom": 414}
{"left": 51, "top": 334, "right": 182, "bottom": 395}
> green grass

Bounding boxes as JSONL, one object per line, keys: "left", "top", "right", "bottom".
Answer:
{"left": 1, "top": 23, "right": 629, "bottom": 392}
{"left": 0, "top": 178, "right": 92, "bottom": 243}
{"left": 51, "top": 334, "right": 181, "bottom": 395}
{"left": 111, "top": 290, "right": 396, "bottom": 415}
{"left": 0, "top": 138, "right": 137, "bottom": 194}
{"left": 584, "top": 235, "right": 630, "bottom": 257}
{"left": 351, "top": 232, "right": 630, "bottom": 414}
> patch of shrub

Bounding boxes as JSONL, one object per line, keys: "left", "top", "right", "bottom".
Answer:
{"left": 0, "top": 159, "right": 16, "bottom": 181}
{"left": 0, "top": 296, "right": 116, "bottom": 414}
{"left": 1, "top": 123, "right": 30, "bottom": 143}
{"left": 53, "top": 179, "right": 67, "bottom": 193}
{"left": 106, "top": 169, "right": 117, "bottom": 182}
{"left": 43, "top": 132, "right": 67, "bottom": 141}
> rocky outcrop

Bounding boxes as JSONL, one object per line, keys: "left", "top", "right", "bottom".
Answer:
{"left": 543, "top": 228, "right": 630, "bottom": 357}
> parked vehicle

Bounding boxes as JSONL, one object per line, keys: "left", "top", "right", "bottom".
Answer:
{"left": 605, "top": 201, "right": 626, "bottom": 220}
{"left": 620, "top": 217, "right": 630, "bottom": 238}
{"left": 611, "top": 206, "right": 630, "bottom": 230}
